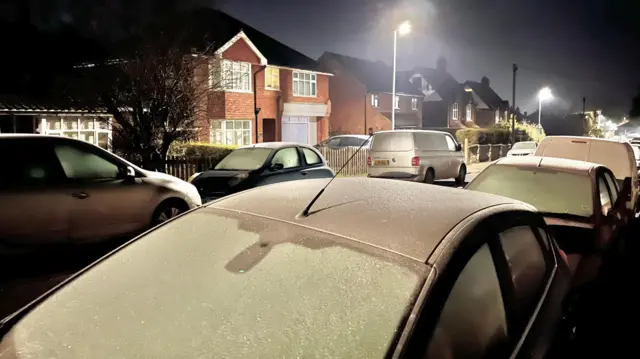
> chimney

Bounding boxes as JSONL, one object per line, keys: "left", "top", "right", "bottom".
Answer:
{"left": 436, "top": 56, "right": 447, "bottom": 72}
{"left": 481, "top": 76, "right": 490, "bottom": 87}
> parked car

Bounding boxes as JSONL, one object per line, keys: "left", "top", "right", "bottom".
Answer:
{"left": 631, "top": 144, "right": 640, "bottom": 169}
{"left": 0, "top": 135, "right": 201, "bottom": 252}
{"left": 367, "top": 130, "right": 466, "bottom": 185}
{"left": 507, "top": 141, "right": 537, "bottom": 157}
{"left": 534, "top": 136, "right": 638, "bottom": 215}
{"left": 189, "top": 142, "right": 334, "bottom": 203}
{"left": 315, "top": 135, "right": 371, "bottom": 150}
{"left": 466, "top": 156, "right": 631, "bottom": 288}
{"left": 0, "top": 178, "right": 572, "bottom": 359}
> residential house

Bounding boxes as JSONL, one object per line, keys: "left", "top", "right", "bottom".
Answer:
{"left": 463, "top": 77, "right": 509, "bottom": 128}
{"left": 317, "top": 52, "right": 423, "bottom": 135}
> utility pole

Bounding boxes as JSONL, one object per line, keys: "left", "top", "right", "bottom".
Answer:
{"left": 511, "top": 64, "right": 518, "bottom": 144}
{"left": 582, "top": 97, "right": 586, "bottom": 116}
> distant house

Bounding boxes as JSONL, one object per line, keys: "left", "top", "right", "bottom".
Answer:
{"left": 317, "top": 52, "right": 423, "bottom": 135}
{"left": 463, "top": 77, "right": 509, "bottom": 128}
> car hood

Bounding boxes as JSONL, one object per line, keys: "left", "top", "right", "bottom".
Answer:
{"left": 195, "top": 170, "right": 251, "bottom": 179}
{"left": 140, "top": 169, "right": 198, "bottom": 196}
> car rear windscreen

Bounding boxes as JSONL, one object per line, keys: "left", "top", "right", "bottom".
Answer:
{"left": 371, "top": 132, "right": 414, "bottom": 151}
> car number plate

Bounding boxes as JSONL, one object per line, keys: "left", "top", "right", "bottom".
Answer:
{"left": 374, "top": 159, "right": 389, "bottom": 166}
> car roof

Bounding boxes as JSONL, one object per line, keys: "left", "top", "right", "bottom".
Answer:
{"left": 541, "top": 135, "right": 627, "bottom": 145}
{"left": 374, "top": 129, "right": 450, "bottom": 135}
{"left": 238, "top": 142, "right": 314, "bottom": 150}
{"left": 494, "top": 155, "right": 601, "bottom": 175}
{"left": 330, "top": 134, "right": 370, "bottom": 139}
{"left": 210, "top": 177, "right": 534, "bottom": 262}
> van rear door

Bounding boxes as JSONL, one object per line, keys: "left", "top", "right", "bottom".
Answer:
{"left": 368, "top": 132, "right": 417, "bottom": 178}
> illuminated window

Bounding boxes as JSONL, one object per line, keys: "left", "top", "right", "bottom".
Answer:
{"left": 220, "top": 60, "right": 251, "bottom": 92}
{"left": 452, "top": 103, "right": 459, "bottom": 120}
{"left": 265, "top": 67, "right": 280, "bottom": 90}
{"left": 411, "top": 98, "right": 418, "bottom": 110}
{"left": 210, "top": 120, "right": 252, "bottom": 146}
{"left": 44, "top": 117, "right": 111, "bottom": 150}
{"left": 394, "top": 96, "right": 400, "bottom": 109}
{"left": 371, "top": 94, "right": 379, "bottom": 107}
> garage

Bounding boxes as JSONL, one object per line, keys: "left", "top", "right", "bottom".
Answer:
{"left": 281, "top": 103, "right": 328, "bottom": 145}
{"left": 281, "top": 116, "right": 309, "bottom": 144}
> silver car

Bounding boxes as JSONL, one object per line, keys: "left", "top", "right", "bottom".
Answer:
{"left": 0, "top": 135, "right": 201, "bottom": 251}
{"left": 367, "top": 130, "right": 466, "bottom": 185}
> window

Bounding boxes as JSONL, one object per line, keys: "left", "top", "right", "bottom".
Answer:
{"left": 444, "top": 135, "right": 457, "bottom": 151}
{"left": 302, "top": 148, "right": 322, "bottom": 165}
{"left": 371, "top": 94, "right": 379, "bottom": 107}
{"left": 495, "top": 110, "right": 500, "bottom": 124}
{"left": 264, "top": 67, "right": 280, "bottom": 90}
{"left": 214, "top": 148, "right": 272, "bottom": 171}
{"left": 598, "top": 176, "right": 612, "bottom": 216}
{"left": 466, "top": 104, "right": 473, "bottom": 122}
{"left": 43, "top": 117, "right": 111, "bottom": 150}
{"left": 293, "top": 71, "right": 317, "bottom": 97}
{"left": 54, "top": 143, "right": 120, "bottom": 179}
{"left": 427, "top": 243, "right": 508, "bottom": 358}
{"left": 327, "top": 138, "right": 341, "bottom": 147}
{"left": 604, "top": 172, "right": 619, "bottom": 205}
{"left": 210, "top": 120, "right": 251, "bottom": 146}
{"left": 0, "top": 139, "right": 65, "bottom": 187}
{"left": 499, "top": 226, "right": 548, "bottom": 314}
{"left": 452, "top": 102, "right": 459, "bottom": 120}
{"left": 394, "top": 95, "right": 400, "bottom": 109}
{"left": 271, "top": 147, "right": 301, "bottom": 169}
{"left": 411, "top": 98, "right": 418, "bottom": 110}
{"left": 222, "top": 60, "right": 251, "bottom": 92}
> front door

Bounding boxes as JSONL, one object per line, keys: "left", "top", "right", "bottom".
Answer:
{"left": 282, "top": 116, "right": 309, "bottom": 144}
{"left": 263, "top": 118, "right": 276, "bottom": 142}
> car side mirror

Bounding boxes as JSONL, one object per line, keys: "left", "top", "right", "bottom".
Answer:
{"left": 118, "top": 165, "right": 136, "bottom": 179}
{"left": 455, "top": 143, "right": 462, "bottom": 152}
{"left": 270, "top": 163, "right": 284, "bottom": 171}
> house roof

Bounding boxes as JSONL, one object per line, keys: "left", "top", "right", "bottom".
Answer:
{"left": 464, "top": 81, "right": 504, "bottom": 110}
{"left": 0, "top": 96, "right": 106, "bottom": 115}
{"left": 404, "top": 68, "right": 462, "bottom": 103}
{"left": 139, "top": 8, "right": 321, "bottom": 72}
{"left": 323, "top": 52, "right": 423, "bottom": 96}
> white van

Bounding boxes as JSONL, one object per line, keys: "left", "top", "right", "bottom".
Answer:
{"left": 367, "top": 130, "right": 466, "bottom": 185}
{"left": 535, "top": 136, "right": 639, "bottom": 213}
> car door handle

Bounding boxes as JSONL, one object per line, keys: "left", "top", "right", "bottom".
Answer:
{"left": 301, "top": 171, "right": 309, "bottom": 176}
{"left": 71, "top": 192, "right": 90, "bottom": 199}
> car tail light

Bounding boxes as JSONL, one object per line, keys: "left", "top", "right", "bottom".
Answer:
{"left": 411, "top": 156, "right": 420, "bottom": 166}
{"left": 367, "top": 156, "right": 372, "bottom": 166}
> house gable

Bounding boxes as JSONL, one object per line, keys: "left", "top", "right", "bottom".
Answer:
{"left": 216, "top": 31, "right": 268, "bottom": 65}
{"left": 410, "top": 73, "right": 443, "bottom": 102}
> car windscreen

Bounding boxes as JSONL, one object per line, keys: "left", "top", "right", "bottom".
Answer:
{"left": 467, "top": 165, "right": 593, "bottom": 218}
{"left": 214, "top": 148, "right": 273, "bottom": 170}
{"left": 0, "top": 209, "right": 429, "bottom": 359}
{"left": 512, "top": 142, "right": 536, "bottom": 150}
{"left": 632, "top": 145, "right": 640, "bottom": 160}
{"left": 371, "top": 132, "right": 414, "bottom": 151}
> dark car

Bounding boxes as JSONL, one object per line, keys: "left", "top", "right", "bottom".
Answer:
{"left": 316, "top": 135, "right": 371, "bottom": 150}
{"left": 0, "top": 178, "right": 572, "bottom": 359}
{"left": 189, "top": 142, "right": 334, "bottom": 202}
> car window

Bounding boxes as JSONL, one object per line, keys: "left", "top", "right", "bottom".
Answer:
{"left": 302, "top": 148, "right": 322, "bottom": 165}
{"left": 0, "top": 209, "right": 430, "bottom": 359}
{"left": 467, "top": 165, "right": 594, "bottom": 218}
{"left": 603, "top": 172, "right": 619, "bottom": 205}
{"left": 327, "top": 138, "right": 341, "bottom": 147}
{"left": 444, "top": 135, "right": 457, "bottom": 151}
{"left": 54, "top": 143, "right": 120, "bottom": 179}
{"left": 512, "top": 142, "right": 537, "bottom": 150}
{"left": 271, "top": 147, "right": 300, "bottom": 169}
{"left": 427, "top": 243, "right": 508, "bottom": 359}
{"left": 0, "top": 139, "right": 64, "bottom": 187}
{"left": 215, "top": 148, "right": 272, "bottom": 171}
{"left": 598, "top": 176, "right": 612, "bottom": 216}
{"left": 499, "top": 226, "right": 548, "bottom": 315}
{"left": 341, "top": 137, "right": 358, "bottom": 147}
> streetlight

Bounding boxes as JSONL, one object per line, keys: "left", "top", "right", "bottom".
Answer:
{"left": 537, "top": 87, "right": 553, "bottom": 132}
{"left": 392, "top": 20, "right": 411, "bottom": 131}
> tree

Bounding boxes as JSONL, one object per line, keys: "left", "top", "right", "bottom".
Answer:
{"left": 74, "top": 34, "right": 224, "bottom": 170}
{"left": 630, "top": 85, "right": 640, "bottom": 118}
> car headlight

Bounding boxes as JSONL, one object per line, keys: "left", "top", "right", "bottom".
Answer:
{"left": 188, "top": 172, "right": 201, "bottom": 183}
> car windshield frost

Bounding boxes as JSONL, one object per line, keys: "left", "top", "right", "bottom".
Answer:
{"left": 467, "top": 165, "right": 593, "bottom": 218}
{"left": 214, "top": 148, "right": 273, "bottom": 170}
{"left": 0, "top": 209, "right": 428, "bottom": 359}
{"left": 512, "top": 142, "right": 537, "bottom": 150}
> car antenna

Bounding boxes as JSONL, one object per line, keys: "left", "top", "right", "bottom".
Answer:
{"left": 300, "top": 133, "right": 374, "bottom": 217}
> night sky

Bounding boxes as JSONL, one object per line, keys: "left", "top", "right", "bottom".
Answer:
{"left": 221, "top": 0, "right": 640, "bottom": 116}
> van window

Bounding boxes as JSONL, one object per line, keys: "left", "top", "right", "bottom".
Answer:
{"left": 444, "top": 135, "right": 457, "bottom": 151}
{"left": 371, "top": 132, "right": 414, "bottom": 151}
{"left": 415, "top": 133, "right": 447, "bottom": 151}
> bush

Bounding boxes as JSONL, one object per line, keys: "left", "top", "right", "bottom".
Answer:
{"left": 168, "top": 142, "right": 236, "bottom": 161}
{"left": 493, "top": 120, "right": 546, "bottom": 143}
{"left": 455, "top": 128, "right": 511, "bottom": 145}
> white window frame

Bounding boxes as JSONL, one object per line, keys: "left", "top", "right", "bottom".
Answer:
{"left": 371, "top": 94, "right": 379, "bottom": 107}
{"left": 41, "top": 116, "right": 112, "bottom": 150}
{"left": 452, "top": 102, "right": 459, "bottom": 120}
{"left": 210, "top": 119, "right": 252, "bottom": 146}
{"left": 466, "top": 104, "right": 473, "bottom": 122}
{"left": 292, "top": 71, "right": 317, "bottom": 97}
{"left": 220, "top": 60, "right": 252, "bottom": 93}
{"left": 411, "top": 98, "right": 418, "bottom": 111}
{"left": 265, "top": 67, "right": 280, "bottom": 90}
{"left": 394, "top": 95, "right": 400, "bottom": 109}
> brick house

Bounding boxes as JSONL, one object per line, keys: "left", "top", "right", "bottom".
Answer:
{"left": 317, "top": 52, "right": 423, "bottom": 135}
{"left": 463, "top": 77, "right": 509, "bottom": 128}
{"left": 191, "top": 9, "right": 332, "bottom": 146}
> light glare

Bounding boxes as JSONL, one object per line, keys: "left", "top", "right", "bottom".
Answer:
{"left": 538, "top": 87, "right": 553, "bottom": 101}
{"left": 397, "top": 21, "right": 411, "bottom": 36}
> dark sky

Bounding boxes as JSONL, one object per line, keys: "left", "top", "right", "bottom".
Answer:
{"left": 221, "top": 0, "right": 640, "bottom": 116}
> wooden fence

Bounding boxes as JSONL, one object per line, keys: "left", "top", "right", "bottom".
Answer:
{"left": 316, "top": 147, "right": 369, "bottom": 176}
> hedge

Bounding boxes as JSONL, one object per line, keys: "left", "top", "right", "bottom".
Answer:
{"left": 168, "top": 142, "right": 236, "bottom": 162}
{"left": 493, "top": 120, "right": 546, "bottom": 142}
{"left": 455, "top": 128, "right": 511, "bottom": 145}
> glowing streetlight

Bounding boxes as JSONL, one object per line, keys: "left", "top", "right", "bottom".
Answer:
{"left": 391, "top": 21, "right": 411, "bottom": 130}
{"left": 537, "top": 87, "right": 553, "bottom": 131}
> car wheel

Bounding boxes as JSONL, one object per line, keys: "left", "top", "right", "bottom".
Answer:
{"left": 455, "top": 165, "right": 467, "bottom": 186}
{"left": 423, "top": 168, "right": 435, "bottom": 184}
{"left": 151, "top": 200, "right": 188, "bottom": 227}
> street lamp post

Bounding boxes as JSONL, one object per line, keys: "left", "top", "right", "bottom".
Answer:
{"left": 537, "top": 87, "right": 553, "bottom": 133}
{"left": 392, "top": 21, "right": 411, "bottom": 131}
